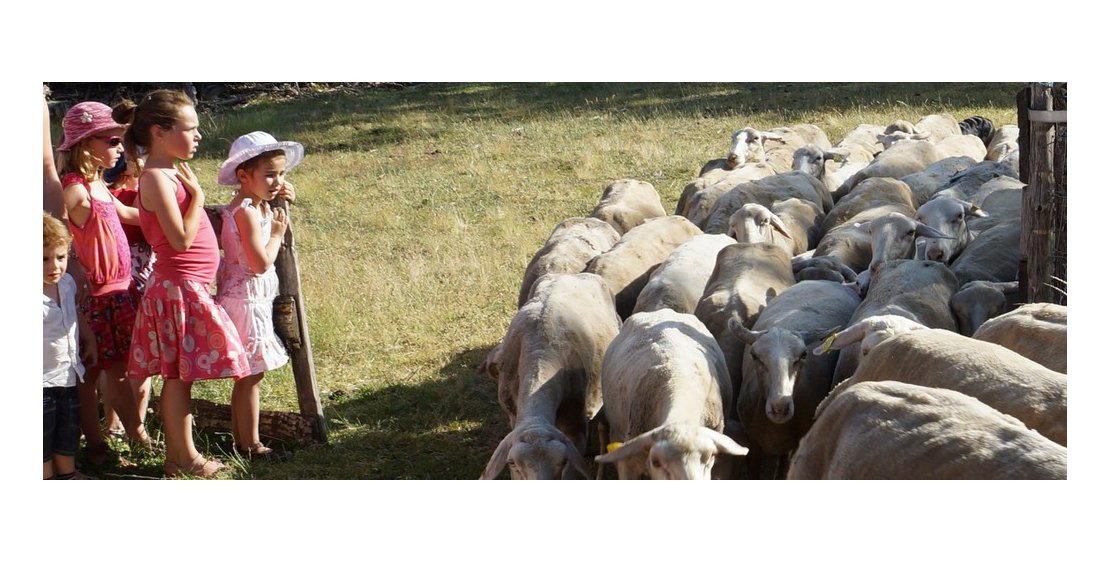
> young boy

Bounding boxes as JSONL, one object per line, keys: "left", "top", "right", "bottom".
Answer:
{"left": 43, "top": 212, "right": 97, "bottom": 479}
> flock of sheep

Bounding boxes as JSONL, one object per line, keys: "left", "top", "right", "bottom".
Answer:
{"left": 479, "top": 114, "right": 1067, "bottom": 480}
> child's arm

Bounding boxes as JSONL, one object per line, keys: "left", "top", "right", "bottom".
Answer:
{"left": 234, "top": 203, "right": 288, "bottom": 274}
{"left": 61, "top": 181, "right": 92, "bottom": 228}
{"left": 77, "top": 312, "right": 97, "bottom": 368}
{"left": 112, "top": 194, "right": 140, "bottom": 225}
{"left": 140, "top": 163, "right": 206, "bottom": 252}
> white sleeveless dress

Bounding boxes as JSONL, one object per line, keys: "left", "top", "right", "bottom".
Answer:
{"left": 216, "top": 200, "right": 289, "bottom": 373}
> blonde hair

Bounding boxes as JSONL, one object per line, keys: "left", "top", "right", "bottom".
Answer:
{"left": 54, "top": 139, "right": 101, "bottom": 184}
{"left": 43, "top": 212, "right": 72, "bottom": 250}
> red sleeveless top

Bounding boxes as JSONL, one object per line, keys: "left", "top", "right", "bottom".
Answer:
{"left": 63, "top": 173, "right": 132, "bottom": 296}
{"left": 138, "top": 170, "right": 220, "bottom": 284}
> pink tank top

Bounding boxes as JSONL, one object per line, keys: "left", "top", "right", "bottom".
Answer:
{"left": 138, "top": 170, "right": 220, "bottom": 284}
{"left": 63, "top": 173, "right": 132, "bottom": 296}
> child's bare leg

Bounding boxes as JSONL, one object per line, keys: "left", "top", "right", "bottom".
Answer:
{"left": 43, "top": 461, "right": 53, "bottom": 480}
{"left": 100, "top": 374, "right": 122, "bottom": 434}
{"left": 231, "top": 373, "right": 264, "bottom": 450}
{"left": 103, "top": 362, "right": 145, "bottom": 442}
{"left": 161, "top": 379, "right": 199, "bottom": 466}
{"left": 77, "top": 371, "right": 106, "bottom": 451}
{"left": 130, "top": 377, "right": 152, "bottom": 426}
{"left": 53, "top": 454, "right": 77, "bottom": 476}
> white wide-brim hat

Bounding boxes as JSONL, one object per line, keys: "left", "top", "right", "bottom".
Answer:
{"left": 217, "top": 131, "right": 305, "bottom": 186}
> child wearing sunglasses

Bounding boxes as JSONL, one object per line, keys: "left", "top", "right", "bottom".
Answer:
{"left": 57, "top": 101, "right": 150, "bottom": 466}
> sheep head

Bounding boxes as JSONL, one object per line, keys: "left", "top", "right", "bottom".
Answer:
{"left": 594, "top": 424, "right": 747, "bottom": 480}
{"left": 481, "top": 423, "right": 589, "bottom": 480}
{"left": 730, "top": 318, "right": 832, "bottom": 424}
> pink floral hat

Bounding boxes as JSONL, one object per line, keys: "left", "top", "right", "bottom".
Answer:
{"left": 58, "top": 101, "right": 126, "bottom": 151}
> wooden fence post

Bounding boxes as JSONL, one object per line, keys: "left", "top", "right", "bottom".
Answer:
{"left": 273, "top": 199, "right": 329, "bottom": 442}
{"left": 1020, "top": 83, "right": 1057, "bottom": 304}
{"left": 1051, "top": 83, "right": 1067, "bottom": 304}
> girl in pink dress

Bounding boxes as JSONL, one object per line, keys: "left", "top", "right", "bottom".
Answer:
{"left": 118, "top": 90, "right": 250, "bottom": 478}
{"left": 56, "top": 101, "right": 148, "bottom": 465}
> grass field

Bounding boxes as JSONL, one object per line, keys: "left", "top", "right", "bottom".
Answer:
{"left": 73, "top": 82, "right": 1022, "bottom": 479}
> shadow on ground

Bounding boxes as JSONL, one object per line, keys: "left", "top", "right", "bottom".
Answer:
{"left": 241, "top": 343, "right": 508, "bottom": 479}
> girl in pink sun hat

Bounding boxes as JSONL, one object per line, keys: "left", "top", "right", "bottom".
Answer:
{"left": 56, "top": 101, "right": 149, "bottom": 466}
{"left": 215, "top": 131, "right": 301, "bottom": 458}
{"left": 116, "top": 90, "right": 251, "bottom": 478}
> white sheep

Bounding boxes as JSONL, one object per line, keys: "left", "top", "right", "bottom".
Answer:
{"left": 912, "top": 196, "right": 987, "bottom": 263}
{"left": 818, "top": 318, "right": 1067, "bottom": 446}
{"left": 589, "top": 178, "right": 667, "bottom": 235}
{"left": 949, "top": 220, "right": 1021, "bottom": 286}
{"left": 949, "top": 280, "right": 1019, "bottom": 336}
{"left": 724, "top": 125, "right": 832, "bottom": 173}
{"left": 899, "top": 156, "right": 978, "bottom": 207}
{"left": 585, "top": 215, "right": 702, "bottom": 319}
{"left": 482, "top": 273, "right": 622, "bottom": 479}
{"left": 701, "top": 171, "right": 832, "bottom": 236}
{"left": 633, "top": 234, "right": 736, "bottom": 315}
{"left": 694, "top": 242, "right": 796, "bottom": 390}
{"left": 829, "top": 259, "right": 959, "bottom": 384}
{"left": 676, "top": 163, "right": 775, "bottom": 227}
{"left": 727, "top": 280, "right": 860, "bottom": 478}
{"left": 727, "top": 200, "right": 822, "bottom": 256}
{"left": 788, "top": 380, "right": 1067, "bottom": 479}
{"left": 516, "top": 217, "right": 620, "bottom": 308}
{"left": 593, "top": 309, "right": 748, "bottom": 479}
{"left": 986, "top": 125, "right": 1020, "bottom": 162}
{"left": 974, "top": 303, "right": 1067, "bottom": 374}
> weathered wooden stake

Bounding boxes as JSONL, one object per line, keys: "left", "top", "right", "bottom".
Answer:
{"left": 273, "top": 199, "right": 329, "bottom": 442}
{"left": 1020, "top": 83, "right": 1057, "bottom": 304}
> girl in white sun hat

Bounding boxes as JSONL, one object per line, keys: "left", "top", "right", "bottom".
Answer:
{"left": 215, "top": 131, "right": 302, "bottom": 458}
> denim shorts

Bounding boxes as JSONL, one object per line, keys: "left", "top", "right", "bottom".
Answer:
{"left": 44, "top": 386, "right": 81, "bottom": 460}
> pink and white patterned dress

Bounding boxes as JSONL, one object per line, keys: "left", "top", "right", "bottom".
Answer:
{"left": 125, "top": 170, "right": 250, "bottom": 382}
{"left": 216, "top": 200, "right": 289, "bottom": 374}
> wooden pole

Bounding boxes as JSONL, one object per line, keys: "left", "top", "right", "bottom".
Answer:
{"left": 273, "top": 199, "right": 329, "bottom": 442}
{"left": 1021, "top": 83, "right": 1056, "bottom": 304}
{"left": 1016, "top": 86, "right": 1030, "bottom": 302}
{"left": 1051, "top": 82, "right": 1067, "bottom": 304}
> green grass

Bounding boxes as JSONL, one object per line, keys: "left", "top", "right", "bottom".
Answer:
{"left": 74, "top": 82, "right": 1021, "bottom": 479}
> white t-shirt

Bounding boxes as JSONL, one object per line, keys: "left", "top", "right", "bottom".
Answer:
{"left": 43, "top": 274, "right": 85, "bottom": 387}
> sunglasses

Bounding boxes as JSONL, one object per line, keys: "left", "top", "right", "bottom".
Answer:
{"left": 95, "top": 135, "right": 124, "bottom": 147}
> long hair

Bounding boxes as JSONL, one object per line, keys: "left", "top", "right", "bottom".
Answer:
{"left": 112, "top": 90, "right": 194, "bottom": 175}
{"left": 54, "top": 139, "right": 100, "bottom": 184}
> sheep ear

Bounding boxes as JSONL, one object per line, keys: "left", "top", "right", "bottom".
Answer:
{"left": 762, "top": 131, "right": 785, "bottom": 143}
{"left": 486, "top": 362, "right": 501, "bottom": 380}
{"left": 801, "top": 325, "right": 841, "bottom": 347}
{"left": 558, "top": 432, "right": 590, "bottom": 479}
{"left": 993, "top": 281, "right": 1020, "bottom": 295}
{"left": 699, "top": 427, "right": 749, "bottom": 457}
{"left": 914, "top": 221, "right": 954, "bottom": 239}
{"left": 854, "top": 221, "right": 872, "bottom": 234}
{"left": 824, "top": 151, "right": 845, "bottom": 163}
{"left": 727, "top": 315, "right": 762, "bottom": 345}
{"left": 814, "top": 322, "right": 868, "bottom": 355}
{"left": 480, "top": 432, "right": 515, "bottom": 480}
{"left": 962, "top": 201, "right": 988, "bottom": 218}
{"left": 594, "top": 432, "right": 654, "bottom": 464}
{"left": 769, "top": 214, "right": 792, "bottom": 239}
{"left": 911, "top": 131, "right": 932, "bottom": 140}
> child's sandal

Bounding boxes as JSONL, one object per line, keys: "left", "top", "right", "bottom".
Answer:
{"left": 239, "top": 442, "right": 275, "bottom": 459}
{"left": 164, "top": 455, "right": 225, "bottom": 479}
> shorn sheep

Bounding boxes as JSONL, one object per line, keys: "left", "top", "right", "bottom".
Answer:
{"left": 787, "top": 380, "right": 1066, "bottom": 479}
{"left": 594, "top": 309, "right": 747, "bottom": 479}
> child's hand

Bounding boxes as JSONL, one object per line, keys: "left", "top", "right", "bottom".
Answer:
{"left": 270, "top": 206, "right": 289, "bottom": 238}
{"left": 278, "top": 180, "right": 296, "bottom": 203}
{"left": 176, "top": 162, "right": 205, "bottom": 206}
{"left": 79, "top": 330, "right": 98, "bottom": 367}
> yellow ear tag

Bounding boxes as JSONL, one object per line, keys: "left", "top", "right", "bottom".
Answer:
{"left": 607, "top": 442, "right": 623, "bottom": 453}
{"left": 833, "top": 153, "right": 845, "bottom": 163}
{"left": 820, "top": 333, "right": 837, "bottom": 354}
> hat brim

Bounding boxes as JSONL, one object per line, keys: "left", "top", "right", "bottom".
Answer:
{"left": 217, "top": 141, "right": 305, "bottom": 185}
{"left": 57, "top": 123, "right": 127, "bottom": 151}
